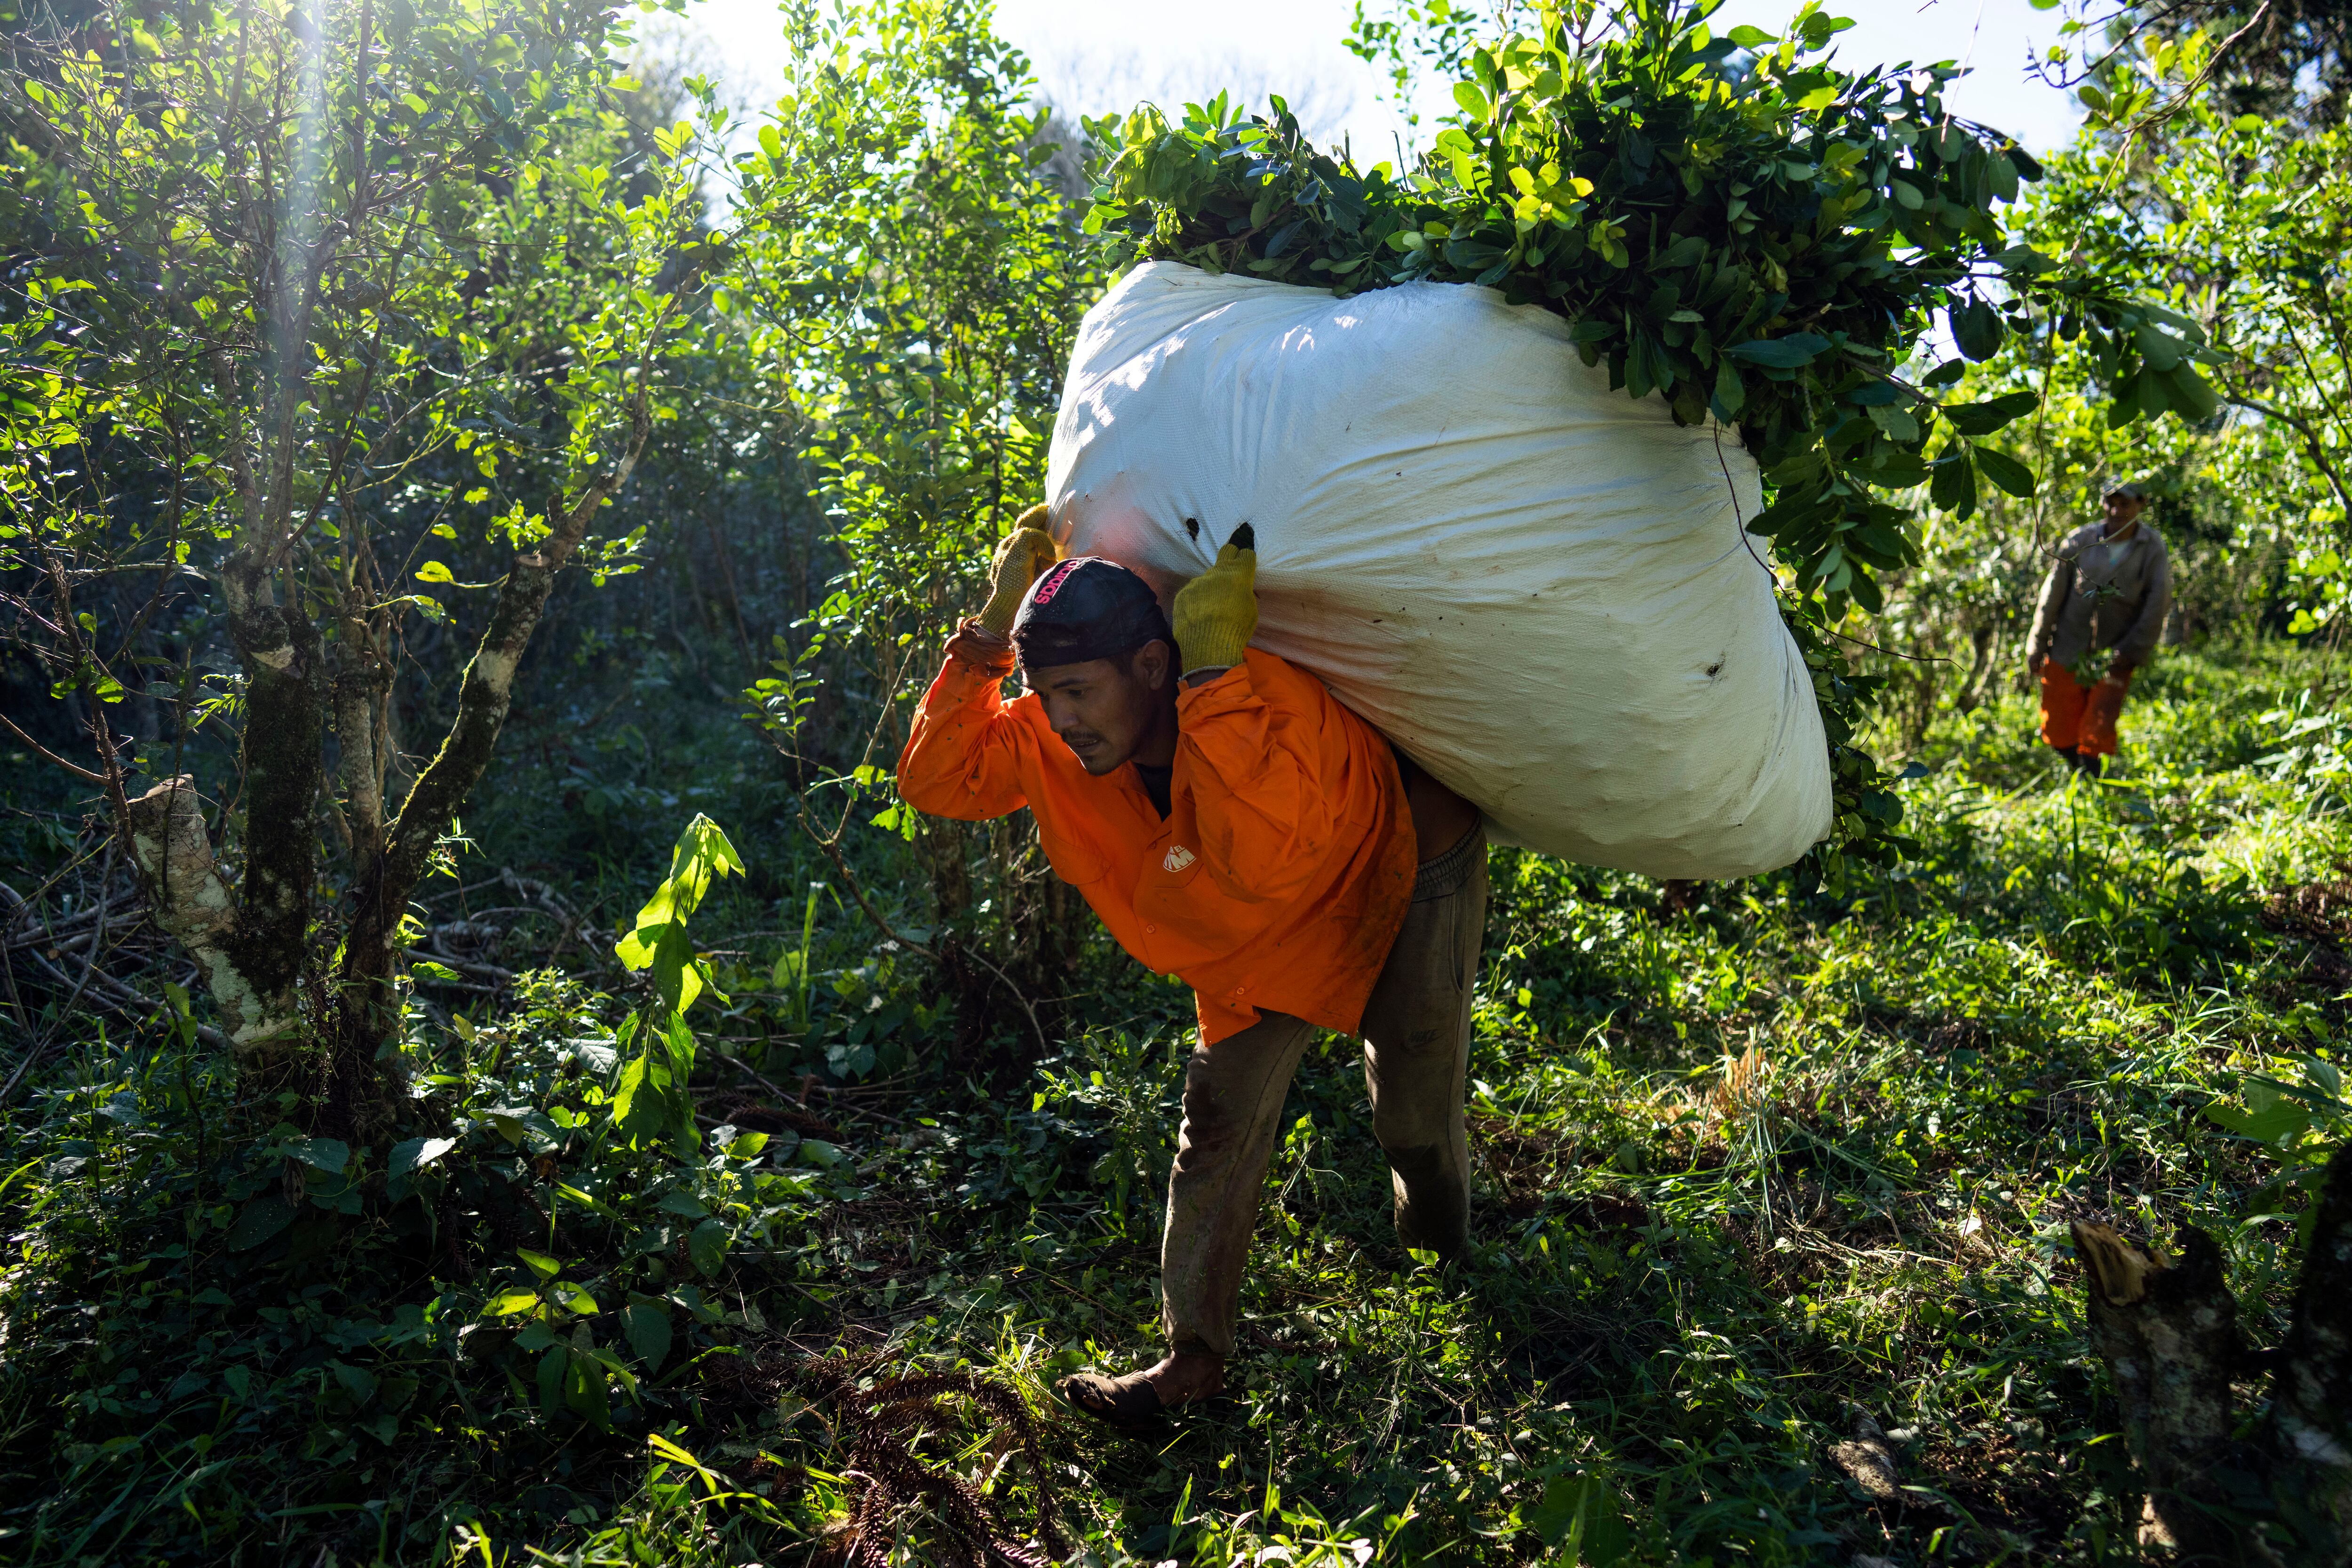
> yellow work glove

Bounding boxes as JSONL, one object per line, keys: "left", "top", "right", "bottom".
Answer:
{"left": 1173, "top": 523, "right": 1257, "bottom": 676}
{"left": 974, "top": 504, "right": 1061, "bottom": 634}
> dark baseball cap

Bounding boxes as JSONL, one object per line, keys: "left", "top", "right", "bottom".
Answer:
{"left": 1010, "top": 556, "right": 1171, "bottom": 670}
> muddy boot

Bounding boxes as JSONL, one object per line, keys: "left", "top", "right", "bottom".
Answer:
{"left": 1056, "top": 1349, "right": 1224, "bottom": 1428}
{"left": 1386, "top": 1141, "right": 1471, "bottom": 1262}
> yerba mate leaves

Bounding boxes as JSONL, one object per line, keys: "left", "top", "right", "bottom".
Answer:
{"left": 1083, "top": 0, "right": 2222, "bottom": 877}
{"left": 1082, "top": 0, "right": 2222, "bottom": 621}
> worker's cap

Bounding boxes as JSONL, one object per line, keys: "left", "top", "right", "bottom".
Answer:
{"left": 2103, "top": 480, "right": 2148, "bottom": 501}
{"left": 1011, "top": 556, "right": 1171, "bottom": 670}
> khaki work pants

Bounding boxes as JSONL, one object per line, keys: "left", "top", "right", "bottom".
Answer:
{"left": 1159, "top": 825, "right": 1487, "bottom": 1360}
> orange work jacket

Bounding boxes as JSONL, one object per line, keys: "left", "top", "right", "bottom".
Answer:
{"left": 897, "top": 642, "right": 1416, "bottom": 1044}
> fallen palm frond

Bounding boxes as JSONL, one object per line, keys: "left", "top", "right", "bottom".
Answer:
{"left": 716, "top": 1348, "right": 1068, "bottom": 1568}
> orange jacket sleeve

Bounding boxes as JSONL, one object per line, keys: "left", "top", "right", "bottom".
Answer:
{"left": 897, "top": 644, "right": 1033, "bottom": 822}
{"left": 1173, "top": 656, "right": 1350, "bottom": 909}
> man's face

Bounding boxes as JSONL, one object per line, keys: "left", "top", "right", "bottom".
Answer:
{"left": 1029, "top": 640, "right": 1174, "bottom": 775}
{"left": 2102, "top": 492, "right": 2147, "bottom": 532}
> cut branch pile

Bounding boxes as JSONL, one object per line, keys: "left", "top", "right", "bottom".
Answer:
{"left": 1, "top": 838, "right": 224, "bottom": 1098}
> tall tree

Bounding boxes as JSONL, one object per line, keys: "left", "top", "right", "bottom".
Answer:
{"left": 737, "top": 0, "right": 1105, "bottom": 1065}
{"left": 2003, "top": 18, "right": 2352, "bottom": 635}
{"left": 0, "top": 0, "right": 905, "bottom": 1130}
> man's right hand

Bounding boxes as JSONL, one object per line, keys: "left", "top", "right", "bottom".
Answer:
{"left": 945, "top": 619, "right": 1017, "bottom": 673}
{"left": 976, "top": 504, "right": 1061, "bottom": 633}
{"left": 2027, "top": 653, "right": 2045, "bottom": 679}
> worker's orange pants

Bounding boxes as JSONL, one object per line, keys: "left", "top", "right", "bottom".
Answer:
{"left": 2040, "top": 662, "right": 2130, "bottom": 757}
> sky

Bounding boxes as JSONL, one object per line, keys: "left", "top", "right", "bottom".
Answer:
{"left": 679, "top": 0, "right": 2090, "bottom": 156}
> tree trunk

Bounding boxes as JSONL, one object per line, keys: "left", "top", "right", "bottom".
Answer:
{"left": 2269, "top": 1150, "right": 2352, "bottom": 1551}
{"left": 124, "top": 598, "right": 326, "bottom": 1062}
{"left": 1954, "top": 620, "right": 1996, "bottom": 714}
{"left": 334, "top": 455, "right": 647, "bottom": 1136}
{"left": 125, "top": 776, "right": 292, "bottom": 1059}
{"left": 2072, "top": 1146, "right": 2352, "bottom": 1563}
{"left": 1007, "top": 823, "right": 1080, "bottom": 1046}
{"left": 918, "top": 814, "right": 974, "bottom": 933}
{"left": 918, "top": 816, "right": 994, "bottom": 1067}
{"left": 129, "top": 408, "right": 652, "bottom": 1137}
{"left": 2073, "top": 1221, "right": 2253, "bottom": 1558}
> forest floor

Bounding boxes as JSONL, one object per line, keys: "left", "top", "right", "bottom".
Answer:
{"left": 3, "top": 638, "right": 2348, "bottom": 1566}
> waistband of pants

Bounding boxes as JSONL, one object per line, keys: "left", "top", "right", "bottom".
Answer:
{"left": 1413, "top": 822, "right": 1484, "bottom": 903}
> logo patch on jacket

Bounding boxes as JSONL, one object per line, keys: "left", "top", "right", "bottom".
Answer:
{"left": 1162, "top": 845, "right": 1197, "bottom": 873}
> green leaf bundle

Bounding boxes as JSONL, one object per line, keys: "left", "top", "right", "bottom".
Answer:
{"left": 1082, "top": 0, "right": 2224, "bottom": 878}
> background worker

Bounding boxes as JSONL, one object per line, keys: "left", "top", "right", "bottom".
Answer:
{"left": 898, "top": 508, "right": 1485, "bottom": 1425}
{"left": 2026, "top": 480, "right": 2174, "bottom": 778}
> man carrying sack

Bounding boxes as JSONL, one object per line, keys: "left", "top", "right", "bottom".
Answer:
{"left": 2027, "top": 480, "right": 2174, "bottom": 778}
{"left": 897, "top": 507, "right": 1485, "bottom": 1424}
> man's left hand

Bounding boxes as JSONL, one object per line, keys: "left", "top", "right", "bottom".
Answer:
{"left": 1173, "top": 523, "right": 1258, "bottom": 678}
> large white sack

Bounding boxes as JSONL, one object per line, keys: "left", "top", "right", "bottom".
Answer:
{"left": 1043, "top": 260, "right": 1832, "bottom": 880}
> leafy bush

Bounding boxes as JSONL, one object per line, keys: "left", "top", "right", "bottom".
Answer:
{"left": 0, "top": 822, "right": 853, "bottom": 1560}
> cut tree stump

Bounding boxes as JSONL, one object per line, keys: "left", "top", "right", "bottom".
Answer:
{"left": 2071, "top": 1146, "right": 2352, "bottom": 1565}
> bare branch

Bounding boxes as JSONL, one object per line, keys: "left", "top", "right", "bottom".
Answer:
{"left": 0, "top": 713, "right": 106, "bottom": 784}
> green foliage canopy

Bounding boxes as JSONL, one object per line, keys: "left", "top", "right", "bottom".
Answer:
{"left": 0, "top": 0, "right": 921, "bottom": 1093}
{"left": 2018, "top": 28, "right": 2352, "bottom": 633}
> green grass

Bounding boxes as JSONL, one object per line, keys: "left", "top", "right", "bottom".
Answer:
{"left": 1, "top": 639, "right": 2345, "bottom": 1565}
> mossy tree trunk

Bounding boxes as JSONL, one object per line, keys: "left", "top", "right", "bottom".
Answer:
{"left": 331, "top": 444, "right": 648, "bottom": 1132}
{"left": 129, "top": 425, "right": 653, "bottom": 1136}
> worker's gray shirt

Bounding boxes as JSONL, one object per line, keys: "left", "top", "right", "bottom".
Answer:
{"left": 2028, "top": 522, "right": 2173, "bottom": 670}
